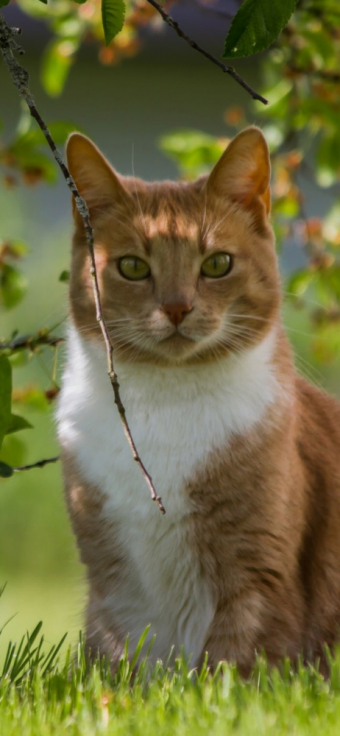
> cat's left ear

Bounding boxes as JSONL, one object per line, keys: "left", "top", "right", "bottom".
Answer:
{"left": 66, "top": 133, "right": 133, "bottom": 219}
{"left": 206, "top": 127, "right": 271, "bottom": 216}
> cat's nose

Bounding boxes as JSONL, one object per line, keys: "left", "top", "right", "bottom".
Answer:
{"left": 162, "top": 302, "right": 193, "bottom": 327}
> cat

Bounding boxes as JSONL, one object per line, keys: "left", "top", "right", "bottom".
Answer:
{"left": 57, "top": 126, "right": 340, "bottom": 676}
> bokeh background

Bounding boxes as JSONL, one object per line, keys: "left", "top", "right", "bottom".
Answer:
{"left": 1, "top": 0, "right": 340, "bottom": 659}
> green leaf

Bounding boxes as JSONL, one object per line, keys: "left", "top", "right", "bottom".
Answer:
{"left": 0, "top": 264, "right": 27, "bottom": 309}
{"left": 159, "top": 130, "right": 226, "bottom": 178}
{"left": 316, "top": 134, "right": 340, "bottom": 188}
{"left": 286, "top": 270, "right": 314, "bottom": 298}
{"left": 0, "top": 0, "right": 11, "bottom": 7}
{"left": 15, "top": 122, "right": 79, "bottom": 148}
{"left": 0, "top": 461, "right": 13, "bottom": 478}
{"left": 6, "top": 414, "right": 32, "bottom": 435}
{"left": 41, "top": 40, "right": 78, "bottom": 98}
{"left": 8, "top": 139, "right": 57, "bottom": 184}
{"left": 102, "top": 0, "right": 126, "bottom": 46}
{"left": 223, "top": 0, "right": 298, "bottom": 59}
{"left": 59, "top": 270, "right": 70, "bottom": 283}
{"left": 0, "top": 357, "right": 12, "bottom": 450}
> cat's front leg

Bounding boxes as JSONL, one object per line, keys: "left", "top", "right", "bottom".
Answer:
{"left": 199, "top": 586, "right": 304, "bottom": 675}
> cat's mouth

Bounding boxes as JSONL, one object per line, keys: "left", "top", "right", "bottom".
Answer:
{"left": 162, "top": 329, "right": 194, "bottom": 342}
{"left": 154, "top": 328, "right": 217, "bottom": 361}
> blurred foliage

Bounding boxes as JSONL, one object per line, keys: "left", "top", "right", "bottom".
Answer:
{"left": 159, "top": 0, "right": 340, "bottom": 365}
{"left": 16, "top": 0, "right": 158, "bottom": 94}
{"left": 11, "top": 0, "right": 299, "bottom": 96}
{"left": 159, "top": 130, "right": 228, "bottom": 179}
{"left": 0, "top": 0, "right": 340, "bottom": 477}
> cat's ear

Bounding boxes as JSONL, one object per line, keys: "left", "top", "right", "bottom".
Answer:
{"left": 66, "top": 133, "right": 132, "bottom": 218}
{"left": 206, "top": 127, "right": 271, "bottom": 216}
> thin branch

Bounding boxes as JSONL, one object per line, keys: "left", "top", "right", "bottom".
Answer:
{"left": 0, "top": 13, "right": 165, "bottom": 515}
{"left": 13, "top": 456, "right": 60, "bottom": 472}
{"left": 0, "top": 334, "right": 64, "bottom": 351}
{"left": 145, "top": 0, "right": 268, "bottom": 104}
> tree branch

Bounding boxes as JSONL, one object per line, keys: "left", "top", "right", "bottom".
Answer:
{"left": 0, "top": 333, "right": 64, "bottom": 352}
{"left": 145, "top": 0, "right": 268, "bottom": 104}
{"left": 0, "top": 13, "right": 165, "bottom": 515}
{"left": 13, "top": 456, "right": 60, "bottom": 472}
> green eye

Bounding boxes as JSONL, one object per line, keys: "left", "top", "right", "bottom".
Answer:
{"left": 118, "top": 256, "right": 151, "bottom": 281}
{"left": 201, "top": 253, "right": 232, "bottom": 279}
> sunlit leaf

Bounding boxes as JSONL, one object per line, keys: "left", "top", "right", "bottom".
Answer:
{"left": 102, "top": 0, "right": 126, "bottom": 46}
{"left": 0, "top": 240, "right": 28, "bottom": 259}
{"left": 0, "top": 357, "right": 12, "bottom": 450}
{"left": 223, "top": 0, "right": 298, "bottom": 58}
{"left": 159, "top": 130, "right": 226, "bottom": 178}
{"left": 12, "top": 386, "right": 49, "bottom": 411}
{"left": 7, "top": 143, "right": 57, "bottom": 184}
{"left": 41, "top": 40, "right": 78, "bottom": 97}
{"left": 316, "top": 134, "right": 340, "bottom": 188}
{"left": 0, "top": 264, "right": 27, "bottom": 309}
{"left": 286, "top": 270, "right": 314, "bottom": 298}
{"left": 323, "top": 201, "right": 340, "bottom": 246}
{"left": 255, "top": 79, "right": 292, "bottom": 117}
{"left": 14, "top": 122, "right": 79, "bottom": 148}
{"left": 273, "top": 196, "right": 300, "bottom": 218}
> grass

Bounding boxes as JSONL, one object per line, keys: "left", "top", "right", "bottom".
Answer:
{"left": 2, "top": 608, "right": 340, "bottom": 736}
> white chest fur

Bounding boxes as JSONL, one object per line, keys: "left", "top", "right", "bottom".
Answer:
{"left": 57, "top": 325, "right": 277, "bottom": 664}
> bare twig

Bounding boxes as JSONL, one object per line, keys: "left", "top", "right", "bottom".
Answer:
{"left": 13, "top": 456, "right": 60, "bottom": 472}
{"left": 0, "top": 13, "right": 165, "bottom": 515}
{"left": 145, "top": 0, "right": 268, "bottom": 104}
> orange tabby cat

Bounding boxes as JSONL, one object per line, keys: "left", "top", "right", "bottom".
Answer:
{"left": 57, "top": 127, "right": 340, "bottom": 676}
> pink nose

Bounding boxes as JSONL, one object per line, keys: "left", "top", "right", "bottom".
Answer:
{"left": 163, "top": 302, "right": 192, "bottom": 327}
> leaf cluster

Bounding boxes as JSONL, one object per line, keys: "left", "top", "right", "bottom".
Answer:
{"left": 11, "top": 0, "right": 299, "bottom": 98}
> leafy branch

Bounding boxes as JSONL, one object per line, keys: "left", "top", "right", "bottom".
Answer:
{"left": 0, "top": 13, "right": 165, "bottom": 514}
{"left": 144, "top": 0, "right": 268, "bottom": 104}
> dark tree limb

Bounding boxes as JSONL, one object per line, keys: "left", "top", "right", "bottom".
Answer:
{"left": 13, "top": 456, "right": 60, "bottom": 472}
{"left": 0, "top": 13, "right": 165, "bottom": 515}
{"left": 145, "top": 0, "right": 268, "bottom": 104}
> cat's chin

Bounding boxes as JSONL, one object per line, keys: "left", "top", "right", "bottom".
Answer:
{"left": 147, "top": 332, "right": 228, "bottom": 365}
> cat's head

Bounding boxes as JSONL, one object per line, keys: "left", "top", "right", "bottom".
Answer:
{"left": 66, "top": 127, "right": 280, "bottom": 365}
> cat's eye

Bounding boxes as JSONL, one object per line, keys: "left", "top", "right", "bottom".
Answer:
{"left": 118, "top": 256, "right": 151, "bottom": 281}
{"left": 201, "top": 253, "right": 232, "bottom": 279}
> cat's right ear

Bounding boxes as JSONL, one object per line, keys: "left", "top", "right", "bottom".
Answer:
{"left": 206, "top": 127, "right": 271, "bottom": 220}
{"left": 66, "top": 133, "right": 132, "bottom": 220}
